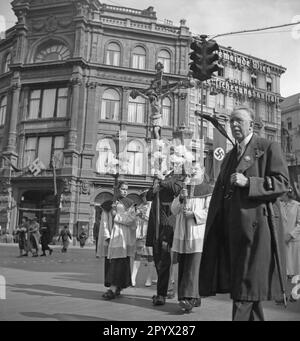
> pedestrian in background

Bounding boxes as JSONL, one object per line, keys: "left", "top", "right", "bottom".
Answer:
{"left": 93, "top": 218, "right": 100, "bottom": 256}
{"left": 39, "top": 216, "right": 53, "bottom": 256}
{"left": 15, "top": 216, "right": 29, "bottom": 257}
{"left": 78, "top": 226, "right": 88, "bottom": 248}
{"left": 58, "top": 225, "right": 72, "bottom": 253}
{"left": 28, "top": 217, "right": 40, "bottom": 257}
{"left": 280, "top": 188, "right": 300, "bottom": 279}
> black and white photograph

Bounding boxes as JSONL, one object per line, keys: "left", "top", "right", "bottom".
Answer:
{"left": 0, "top": 0, "right": 300, "bottom": 324}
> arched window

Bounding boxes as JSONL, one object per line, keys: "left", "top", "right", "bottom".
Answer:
{"left": 100, "top": 89, "right": 120, "bottom": 120}
{"left": 3, "top": 53, "right": 11, "bottom": 73}
{"left": 162, "top": 97, "right": 171, "bottom": 126}
{"left": 106, "top": 42, "right": 121, "bottom": 66}
{"left": 128, "top": 96, "right": 146, "bottom": 123}
{"left": 0, "top": 95, "right": 7, "bottom": 126}
{"left": 158, "top": 50, "right": 171, "bottom": 73}
{"left": 132, "top": 46, "right": 146, "bottom": 70}
{"left": 127, "top": 140, "right": 144, "bottom": 175}
{"left": 35, "top": 43, "right": 70, "bottom": 62}
{"left": 96, "top": 138, "right": 116, "bottom": 173}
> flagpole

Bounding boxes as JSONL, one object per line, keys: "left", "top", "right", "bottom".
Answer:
{"left": 200, "top": 81, "right": 204, "bottom": 141}
{"left": 52, "top": 155, "right": 57, "bottom": 196}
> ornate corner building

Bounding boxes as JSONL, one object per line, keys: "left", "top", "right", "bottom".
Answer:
{"left": 0, "top": 0, "right": 192, "bottom": 238}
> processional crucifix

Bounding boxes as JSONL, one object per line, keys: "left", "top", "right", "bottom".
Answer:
{"left": 130, "top": 62, "right": 194, "bottom": 241}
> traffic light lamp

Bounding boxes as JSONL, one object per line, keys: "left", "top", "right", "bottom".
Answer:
{"left": 189, "top": 36, "right": 220, "bottom": 81}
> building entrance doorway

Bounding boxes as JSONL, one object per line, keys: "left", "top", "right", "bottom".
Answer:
{"left": 19, "top": 190, "right": 59, "bottom": 240}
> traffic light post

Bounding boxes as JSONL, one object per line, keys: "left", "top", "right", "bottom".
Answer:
{"left": 189, "top": 34, "right": 220, "bottom": 145}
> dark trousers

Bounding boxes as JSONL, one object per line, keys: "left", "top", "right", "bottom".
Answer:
{"left": 232, "top": 301, "right": 265, "bottom": 321}
{"left": 178, "top": 253, "right": 201, "bottom": 300}
{"left": 95, "top": 237, "right": 99, "bottom": 253}
{"left": 104, "top": 257, "right": 111, "bottom": 287}
{"left": 153, "top": 242, "right": 171, "bottom": 297}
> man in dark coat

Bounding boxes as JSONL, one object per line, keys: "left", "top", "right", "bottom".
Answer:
{"left": 146, "top": 174, "right": 183, "bottom": 306}
{"left": 40, "top": 216, "right": 53, "bottom": 256}
{"left": 199, "top": 105, "right": 289, "bottom": 321}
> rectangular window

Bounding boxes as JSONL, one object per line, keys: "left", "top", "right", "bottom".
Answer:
{"left": 162, "top": 107, "right": 171, "bottom": 126}
{"left": 23, "top": 136, "right": 64, "bottom": 169}
{"left": 287, "top": 119, "right": 292, "bottom": 130}
{"left": 56, "top": 88, "right": 68, "bottom": 118}
{"left": 106, "top": 51, "right": 120, "bottom": 66}
{"left": 267, "top": 134, "right": 274, "bottom": 141}
{"left": 101, "top": 100, "right": 119, "bottom": 120}
{"left": 158, "top": 58, "right": 170, "bottom": 73}
{"left": 24, "top": 137, "right": 37, "bottom": 167}
{"left": 251, "top": 77, "right": 257, "bottom": 87}
{"left": 133, "top": 55, "right": 145, "bottom": 69}
{"left": 41, "top": 89, "right": 56, "bottom": 118}
{"left": 0, "top": 96, "right": 7, "bottom": 126}
{"left": 267, "top": 105, "right": 275, "bottom": 123}
{"left": 53, "top": 136, "right": 64, "bottom": 168}
{"left": 128, "top": 103, "right": 145, "bottom": 123}
{"left": 29, "top": 90, "right": 41, "bottom": 119}
{"left": 38, "top": 136, "right": 52, "bottom": 168}
{"left": 267, "top": 82, "right": 272, "bottom": 92}
{"left": 28, "top": 87, "right": 68, "bottom": 119}
{"left": 218, "top": 67, "right": 224, "bottom": 77}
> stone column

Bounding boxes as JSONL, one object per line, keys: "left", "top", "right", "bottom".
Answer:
{"left": 6, "top": 78, "right": 21, "bottom": 155}
{"left": 68, "top": 76, "right": 82, "bottom": 151}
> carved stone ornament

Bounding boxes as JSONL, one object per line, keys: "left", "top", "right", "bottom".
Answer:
{"left": 62, "top": 178, "right": 71, "bottom": 193}
{"left": 0, "top": 179, "right": 9, "bottom": 194}
{"left": 46, "top": 16, "right": 58, "bottom": 32}
{"left": 81, "top": 180, "right": 90, "bottom": 195}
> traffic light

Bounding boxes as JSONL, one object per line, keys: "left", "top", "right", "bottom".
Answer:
{"left": 189, "top": 36, "right": 220, "bottom": 81}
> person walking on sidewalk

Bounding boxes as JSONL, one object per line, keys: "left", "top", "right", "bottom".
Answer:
{"left": 131, "top": 192, "right": 155, "bottom": 287}
{"left": 280, "top": 189, "right": 300, "bottom": 279}
{"left": 15, "top": 216, "right": 29, "bottom": 257}
{"left": 28, "top": 217, "right": 40, "bottom": 257}
{"left": 102, "top": 181, "right": 137, "bottom": 300}
{"left": 58, "top": 225, "right": 72, "bottom": 253}
{"left": 39, "top": 216, "right": 53, "bottom": 256}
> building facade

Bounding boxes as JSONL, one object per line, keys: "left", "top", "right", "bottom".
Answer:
{"left": 188, "top": 46, "right": 286, "bottom": 181}
{"left": 0, "top": 0, "right": 192, "bottom": 238}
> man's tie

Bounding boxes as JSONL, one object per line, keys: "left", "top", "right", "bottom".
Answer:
{"left": 236, "top": 143, "right": 242, "bottom": 159}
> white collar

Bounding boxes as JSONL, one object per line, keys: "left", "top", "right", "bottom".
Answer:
{"left": 237, "top": 132, "right": 253, "bottom": 150}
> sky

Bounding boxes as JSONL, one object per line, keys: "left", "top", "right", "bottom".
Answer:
{"left": 0, "top": 0, "right": 299, "bottom": 97}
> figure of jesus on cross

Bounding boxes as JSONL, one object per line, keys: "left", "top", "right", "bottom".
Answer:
{"left": 130, "top": 62, "right": 194, "bottom": 140}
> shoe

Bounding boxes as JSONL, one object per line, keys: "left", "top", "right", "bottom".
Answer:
{"left": 49, "top": 249, "right": 53, "bottom": 255}
{"left": 152, "top": 295, "right": 165, "bottom": 306}
{"left": 22, "top": 253, "right": 28, "bottom": 257}
{"left": 115, "top": 287, "right": 121, "bottom": 297}
{"left": 40, "top": 253, "right": 46, "bottom": 257}
{"left": 193, "top": 298, "right": 201, "bottom": 307}
{"left": 167, "top": 289, "right": 175, "bottom": 299}
{"left": 102, "top": 289, "right": 116, "bottom": 300}
{"left": 145, "top": 279, "right": 152, "bottom": 287}
{"left": 179, "top": 299, "right": 193, "bottom": 313}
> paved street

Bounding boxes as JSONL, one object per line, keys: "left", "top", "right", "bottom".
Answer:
{"left": 0, "top": 244, "right": 299, "bottom": 321}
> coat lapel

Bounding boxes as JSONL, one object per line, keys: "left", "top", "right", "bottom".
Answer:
{"left": 236, "top": 135, "right": 264, "bottom": 173}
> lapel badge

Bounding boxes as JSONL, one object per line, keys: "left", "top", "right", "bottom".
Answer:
{"left": 244, "top": 155, "right": 251, "bottom": 162}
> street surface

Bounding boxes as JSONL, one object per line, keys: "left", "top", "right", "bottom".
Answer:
{"left": 0, "top": 244, "right": 299, "bottom": 321}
